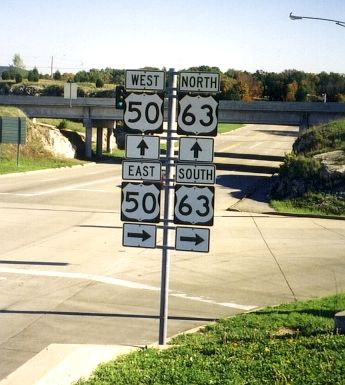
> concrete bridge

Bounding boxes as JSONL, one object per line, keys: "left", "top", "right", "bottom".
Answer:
{"left": 1, "top": 95, "right": 345, "bottom": 159}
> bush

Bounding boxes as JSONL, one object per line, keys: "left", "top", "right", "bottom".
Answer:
{"left": 95, "top": 78, "right": 104, "bottom": 88}
{"left": 15, "top": 73, "right": 22, "bottom": 83}
{"left": 41, "top": 84, "right": 64, "bottom": 96}
{"left": 28, "top": 67, "right": 39, "bottom": 82}
{"left": 53, "top": 70, "right": 62, "bottom": 80}
{"left": 272, "top": 154, "right": 322, "bottom": 199}
{"left": 1, "top": 71, "right": 10, "bottom": 80}
{"left": 293, "top": 120, "right": 345, "bottom": 155}
{"left": 0, "top": 83, "right": 10, "bottom": 95}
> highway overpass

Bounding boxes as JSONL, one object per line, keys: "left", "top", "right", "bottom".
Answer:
{"left": 1, "top": 95, "right": 345, "bottom": 159}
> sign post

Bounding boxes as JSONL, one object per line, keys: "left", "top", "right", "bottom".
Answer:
{"left": 120, "top": 68, "right": 219, "bottom": 346}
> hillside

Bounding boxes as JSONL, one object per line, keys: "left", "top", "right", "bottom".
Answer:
{"left": 271, "top": 119, "right": 345, "bottom": 216}
{"left": 0, "top": 106, "right": 85, "bottom": 174}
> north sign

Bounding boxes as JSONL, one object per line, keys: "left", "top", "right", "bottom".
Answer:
{"left": 179, "top": 137, "right": 214, "bottom": 162}
{"left": 125, "top": 70, "right": 165, "bottom": 91}
{"left": 176, "top": 163, "right": 215, "bottom": 185}
{"left": 123, "top": 223, "right": 157, "bottom": 248}
{"left": 126, "top": 135, "right": 160, "bottom": 160}
{"left": 174, "top": 185, "right": 214, "bottom": 226}
{"left": 179, "top": 72, "right": 220, "bottom": 93}
{"left": 124, "top": 92, "right": 164, "bottom": 133}
{"left": 122, "top": 160, "right": 162, "bottom": 182}
{"left": 175, "top": 227, "right": 210, "bottom": 253}
{"left": 121, "top": 182, "right": 161, "bottom": 223}
{"left": 177, "top": 94, "right": 218, "bottom": 136}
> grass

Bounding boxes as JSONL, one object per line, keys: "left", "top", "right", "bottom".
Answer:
{"left": 0, "top": 157, "right": 84, "bottom": 174}
{"left": 271, "top": 118, "right": 345, "bottom": 217}
{"left": 0, "top": 106, "right": 86, "bottom": 174}
{"left": 218, "top": 123, "right": 243, "bottom": 134}
{"left": 36, "top": 118, "right": 85, "bottom": 133}
{"left": 76, "top": 293, "right": 345, "bottom": 385}
{"left": 270, "top": 193, "right": 345, "bottom": 217}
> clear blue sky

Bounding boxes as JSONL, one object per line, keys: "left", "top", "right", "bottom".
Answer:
{"left": 1, "top": 0, "right": 345, "bottom": 74}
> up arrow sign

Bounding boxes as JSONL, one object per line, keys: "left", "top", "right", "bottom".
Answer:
{"left": 191, "top": 141, "right": 202, "bottom": 158}
{"left": 179, "top": 137, "right": 214, "bottom": 162}
{"left": 137, "top": 139, "right": 149, "bottom": 156}
{"left": 126, "top": 135, "right": 160, "bottom": 160}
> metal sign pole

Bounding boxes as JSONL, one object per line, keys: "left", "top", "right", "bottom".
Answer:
{"left": 159, "top": 68, "right": 177, "bottom": 345}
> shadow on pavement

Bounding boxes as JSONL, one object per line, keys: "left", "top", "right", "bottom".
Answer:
{"left": 0, "top": 309, "right": 217, "bottom": 323}
{"left": 217, "top": 173, "right": 276, "bottom": 204}
{"left": 0, "top": 260, "right": 69, "bottom": 266}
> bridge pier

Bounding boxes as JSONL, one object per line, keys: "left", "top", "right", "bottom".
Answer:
{"left": 96, "top": 127, "right": 103, "bottom": 158}
{"left": 83, "top": 118, "right": 93, "bottom": 159}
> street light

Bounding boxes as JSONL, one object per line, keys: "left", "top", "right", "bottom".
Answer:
{"left": 289, "top": 12, "right": 345, "bottom": 28}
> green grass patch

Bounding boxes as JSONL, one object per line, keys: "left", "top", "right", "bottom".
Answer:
{"left": 218, "top": 123, "right": 243, "bottom": 134}
{"left": 270, "top": 192, "right": 345, "bottom": 217}
{"left": 0, "top": 106, "right": 27, "bottom": 117}
{"left": 0, "top": 157, "right": 85, "bottom": 174}
{"left": 76, "top": 293, "right": 345, "bottom": 385}
{"left": 36, "top": 118, "right": 85, "bottom": 133}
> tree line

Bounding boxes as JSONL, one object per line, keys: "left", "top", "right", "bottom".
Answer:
{"left": 2, "top": 55, "right": 345, "bottom": 102}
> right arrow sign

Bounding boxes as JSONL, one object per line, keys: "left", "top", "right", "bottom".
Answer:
{"left": 175, "top": 227, "right": 210, "bottom": 252}
{"left": 123, "top": 223, "right": 157, "bottom": 248}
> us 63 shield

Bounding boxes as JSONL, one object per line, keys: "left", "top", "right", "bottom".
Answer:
{"left": 121, "top": 182, "right": 161, "bottom": 223}
{"left": 124, "top": 92, "right": 164, "bottom": 134}
{"left": 174, "top": 185, "right": 214, "bottom": 226}
{"left": 177, "top": 94, "right": 218, "bottom": 136}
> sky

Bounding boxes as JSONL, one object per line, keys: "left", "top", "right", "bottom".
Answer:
{"left": 1, "top": 0, "right": 345, "bottom": 75}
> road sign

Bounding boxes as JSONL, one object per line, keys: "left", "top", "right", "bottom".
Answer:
{"left": 175, "top": 227, "right": 210, "bottom": 252}
{"left": 125, "top": 70, "right": 165, "bottom": 91}
{"left": 174, "top": 185, "right": 214, "bottom": 226}
{"left": 123, "top": 223, "right": 157, "bottom": 248}
{"left": 178, "top": 72, "right": 220, "bottom": 93}
{"left": 176, "top": 163, "right": 215, "bottom": 184}
{"left": 122, "top": 160, "right": 162, "bottom": 182}
{"left": 124, "top": 92, "right": 164, "bottom": 133}
{"left": 179, "top": 137, "right": 214, "bottom": 162}
{"left": 126, "top": 135, "right": 160, "bottom": 160}
{"left": 177, "top": 94, "right": 218, "bottom": 136}
{"left": 121, "top": 182, "right": 161, "bottom": 223}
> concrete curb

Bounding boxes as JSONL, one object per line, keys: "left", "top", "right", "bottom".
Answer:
{"left": 0, "top": 344, "right": 138, "bottom": 385}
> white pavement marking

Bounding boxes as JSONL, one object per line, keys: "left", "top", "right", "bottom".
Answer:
{"left": 0, "top": 267, "right": 257, "bottom": 311}
{"left": 0, "top": 267, "right": 159, "bottom": 291}
{"left": 0, "top": 176, "right": 121, "bottom": 197}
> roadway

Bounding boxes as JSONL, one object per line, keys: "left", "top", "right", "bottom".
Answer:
{"left": 1, "top": 124, "right": 345, "bottom": 380}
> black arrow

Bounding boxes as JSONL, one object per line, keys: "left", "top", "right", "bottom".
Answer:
{"left": 191, "top": 141, "right": 202, "bottom": 158}
{"left": 137, "top": 139, "right": 149, "bottom": 156}
{"left": 128, "top": 230, "right": 151, "bottom": 242}
{"left": 180, "top": 234, "right": 204, "bottom": 246}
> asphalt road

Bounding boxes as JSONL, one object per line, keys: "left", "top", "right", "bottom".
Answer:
{"left": 1, "top": 124, "right": 345, "bottom": 380}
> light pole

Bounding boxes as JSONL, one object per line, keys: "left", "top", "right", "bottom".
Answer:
{"left": 289, "top": 12, "right": 345, "bottom": 28}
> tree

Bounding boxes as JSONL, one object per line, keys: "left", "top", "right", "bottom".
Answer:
{"left": 285, "top": 81, "right": 298, "bottom": 101}
{"left": 12, "top": 53, "right": 25, "bottom": 69}
{"left": 95, "top": 78, "right": 104, "bottom": 88}
{"left": 28, "top": 67, "right": 39, "bottom": 82}
{"left": 15, "top": 73, "right": 22, "bottom": 83}
{"left": 1, "top": 71, "right": 10, "bottom": 80}
{"left": 53, "top": 70, "right": 62, "bottom": 80}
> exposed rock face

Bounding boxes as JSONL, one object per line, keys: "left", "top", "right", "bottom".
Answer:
{"left": 36, "top": 124, "right": 76, "bottom": 158}
{"left": 314, "top": 150, "right": 345, "bottom": 178}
